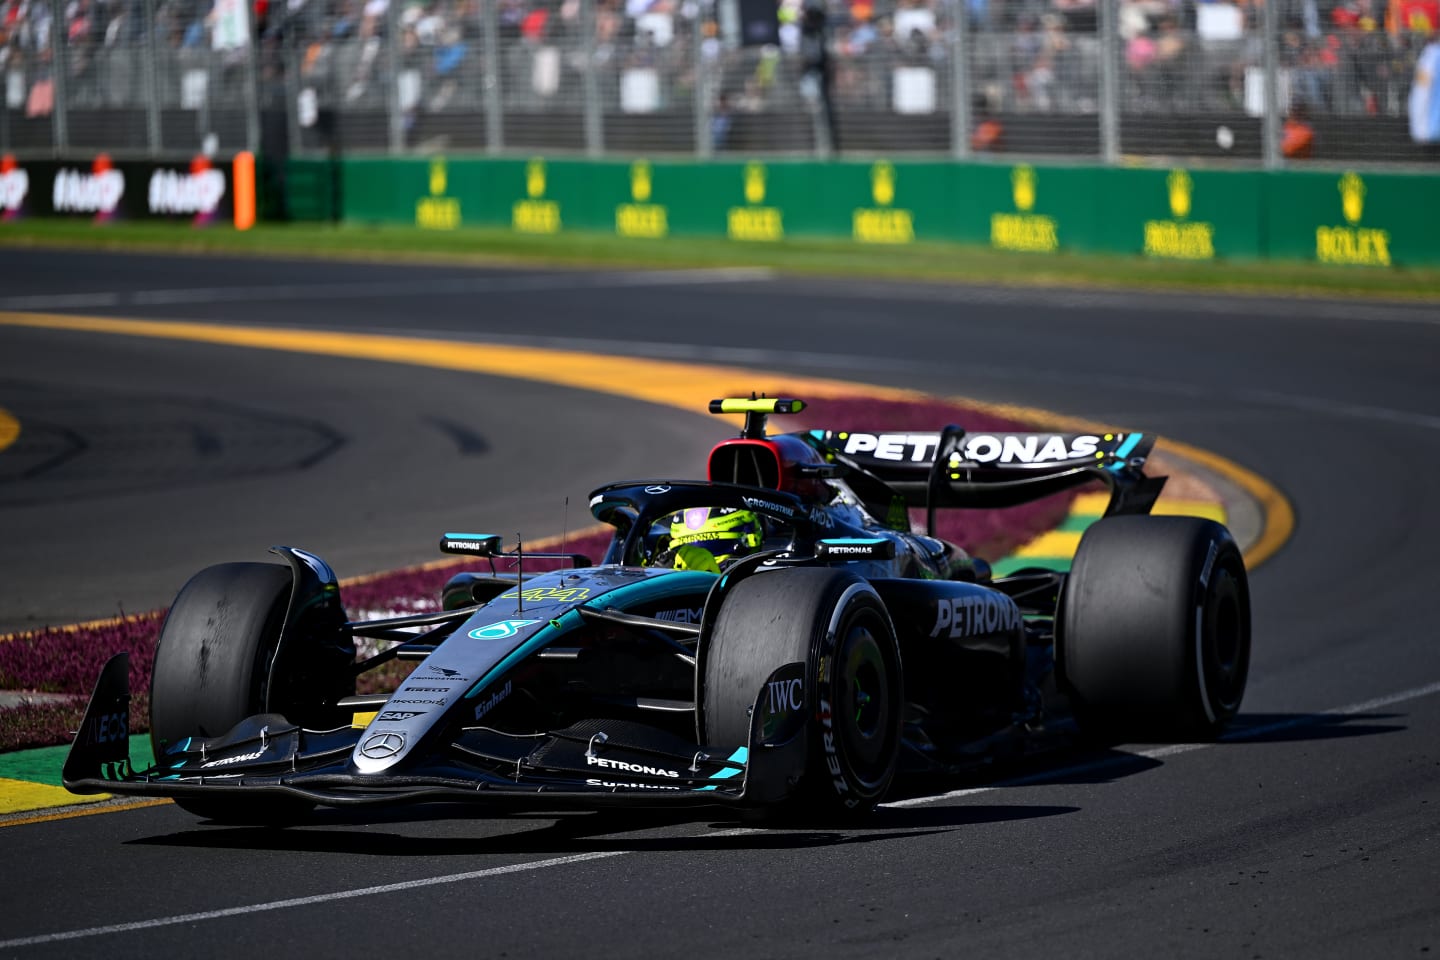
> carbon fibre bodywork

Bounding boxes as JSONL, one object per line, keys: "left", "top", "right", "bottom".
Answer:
{"left": 63, "top": 402, "right": 1186, "bottom": 817}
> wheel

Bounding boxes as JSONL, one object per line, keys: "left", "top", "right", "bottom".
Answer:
{"left": 1059, "top": 516, "right": 1250, "bottom": 740}
{"left": 150, "top": 562, "right": 315, "bottom": 824}
{"left": 704, "top": 568, "right": 903, "bottom": 821}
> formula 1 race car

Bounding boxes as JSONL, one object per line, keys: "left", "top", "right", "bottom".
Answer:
{"left": 64, "top": 397, "right": 1251, "bottom": 824}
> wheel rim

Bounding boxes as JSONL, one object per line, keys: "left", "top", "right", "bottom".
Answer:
{"left": 834, "top": 609, "right": 897, "bottom": 785}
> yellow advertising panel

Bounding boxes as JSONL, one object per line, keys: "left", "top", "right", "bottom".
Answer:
{"left": 513, "top": 158, "right": 560, "bottom": 234}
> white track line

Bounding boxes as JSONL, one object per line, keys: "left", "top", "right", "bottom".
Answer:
{"left": 801, "top": 279, "right": 1440, "bottom": 326}
{"left": 4, "top": 681, "right": 1438, "bottom": 950}
{"left": 0, "top": 852, "right": 627, "bottom": 949}
{"left": 0, "top": 268, "right": 772, "bottom": 311}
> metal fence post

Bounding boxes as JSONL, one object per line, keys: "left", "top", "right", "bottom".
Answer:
{"left": 244, "top": 0, "right": 261, "bottom": 153}
{"left": 385, "top": 0, "right": 404, "bottom": 153}
{"left": 582, "top": 0, "right": 603, "bottom": 156}
{"left": 694, "top": 1, "right": 712, "bottom": 157}
{"left": 284, "top": 41, "right": 302, "bottom": 161}
{"left": 49, "top": 0, "right": 69, "bottom": 153}
{"left": 143, "top": 0, "right": 162, "bottom": 153}
{"left": 482, "top": 0, "right": 503, "bottom": 152}
{"left": 198, "top": 53, "right": 212, "bottom": 150}
{"left": 1262, "top": 0, "right": 1280, "bottom": 169}
{"left": 1098, "top": 0, "right": 1118, "bottom": 163}
{"left": 948, "top": 0, "right": 970, "bottom": 159}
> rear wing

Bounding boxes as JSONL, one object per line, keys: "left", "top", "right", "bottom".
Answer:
{"left": 809, "top": 427, "right": 1165, "bottom": 522}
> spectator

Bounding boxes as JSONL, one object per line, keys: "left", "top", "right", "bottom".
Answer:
{"left": 893, "top": 0, "right": 936, "bottom": 45}
{"left": 1390, "top": 0, "right": 1439, "bottom": 33}
{"left": 429, "top": 24, "right": 465, "bottom": 110}
{"left": 4, "top": 0, "right": 1438, "bottom": 164}
{"left": 1013, "top": 14, "right": 1047, "bottom": 107}
{"left": 1053, "top": 0, "right": 1096, "bottom": 32}
{"left": 799, "top": 0, "right": 839, "bottom": 151}
{"left": 844, "top": 9, "right": 877, "bottom": 56}
{"left": 1151, "top": 15, "right": 1187, "bottom": 104}
{"left": 971, "top": 100, "right": 1005, "bottom": 150}
{"left": 776, "top": 0, "right": 800, "bottom": 53}
{"left": 711, "top": 89, "right": 733, "bottom": 148}
{"left": 1287, "top": 31, "right": 1336, "bottom": 110}
{"left": 1410, "top": 28, "right": 1440, "bottom": 142}
{"left": 1282, "top": 104, "right": 1316, "bottom": 155}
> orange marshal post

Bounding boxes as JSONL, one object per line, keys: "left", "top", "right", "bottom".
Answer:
{"left": 232, "top": 151, "right": 256, "bottom": 230}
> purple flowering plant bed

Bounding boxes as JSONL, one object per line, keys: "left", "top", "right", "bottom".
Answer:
{"left": 0, "top": 393, "right": 1077, "bottom": 752}
{"left": 0, "top": 616, "right": 158, "bottom": 752}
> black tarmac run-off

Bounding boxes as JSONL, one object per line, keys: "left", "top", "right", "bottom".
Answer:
{"left": 1, "top": 250, "right": 1437, "bottom": 958}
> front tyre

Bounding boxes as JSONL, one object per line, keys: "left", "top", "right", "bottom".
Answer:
{"left": 1059, "top": 516, "right": 1251, "bottom": 740}
{"left": 704, "top": 568, "right": 903, "bottom": 821}
{"left": 150, "top": 562, "right": 315, "bottom": 824}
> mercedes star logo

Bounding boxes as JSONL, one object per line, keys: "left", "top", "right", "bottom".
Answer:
{"left": 644, "top": 485, "right": 671, "bottom": 494}
{"left": 359, "top": 731, "right": 406, "bottom": 760}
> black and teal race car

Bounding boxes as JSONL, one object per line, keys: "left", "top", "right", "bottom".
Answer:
{"left": 64, "top": 397, "right": 1250, "bottom": 823}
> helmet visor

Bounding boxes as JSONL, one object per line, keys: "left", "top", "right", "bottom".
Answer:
{"left": 668, "top": 507, "right": 761, "bottom": 563}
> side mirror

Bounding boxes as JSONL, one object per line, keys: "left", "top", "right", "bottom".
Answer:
{"left": 815, "top": 538, "right": 897, "bottom": 561}
{"left": 439, "top": 533, "right": 503, "bottom": 556}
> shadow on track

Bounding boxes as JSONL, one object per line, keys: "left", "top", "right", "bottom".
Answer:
{"left": 885, "top": 710, "right": 1406, "bottom": 799}
{"left": 124, "top": 803, "right": 1078, "bottom": 856}
{"left": 1221, "top": 712, "right": 1407, "bottom": 744}
{"left": 883, "top": 747, "right": 1166, "bottom": 797}
{"left": 111, "top": 711, "right": 1402, "bottom": 855}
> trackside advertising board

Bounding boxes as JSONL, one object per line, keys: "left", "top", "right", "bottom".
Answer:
{"left": 1091, "top": 167, "right": 1265, "bottom": 261}
{"left": 1264, "top": 169, "right": 1434, "bottom": 268}
{"left": 0, "top": 156, "right": 234, "bottom": 225}
{"left": 314, "top": 155, "right": 1440, "bottom": 266}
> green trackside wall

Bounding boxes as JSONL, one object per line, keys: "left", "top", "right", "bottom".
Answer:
{"left": 289, "top": 156, "right": 1440, "bottom": 267}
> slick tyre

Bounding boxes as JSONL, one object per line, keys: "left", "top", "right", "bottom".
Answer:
{"left": 704, "top": 568, "right": 902, "bottom": 821}
{"left": 150, "top": 562, "right": 314, "bottom": 824}
{"left": 1059, "top": 516, "right": 1250, "bottom": 741}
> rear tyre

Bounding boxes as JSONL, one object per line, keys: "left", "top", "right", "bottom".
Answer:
{"left": 150, "top": 562, "right": 316, "bottom": 824}
{"left": 704, "top": 568, "right": 903, "bottom": 821}
{"left": 1059, "top": 516, "right": 1250, "bottom": 740}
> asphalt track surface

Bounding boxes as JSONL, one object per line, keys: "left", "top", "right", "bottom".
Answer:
{"left": 1, "top": 250, "right": 1438, "bottom": 957}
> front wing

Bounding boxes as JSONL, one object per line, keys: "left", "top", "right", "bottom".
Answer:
{"left": 62, "top": 654, "right": 806, "bottom": 811}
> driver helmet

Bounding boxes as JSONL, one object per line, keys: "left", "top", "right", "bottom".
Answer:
{"left": 668, "top": 507, "right": 762, "bottom": 572}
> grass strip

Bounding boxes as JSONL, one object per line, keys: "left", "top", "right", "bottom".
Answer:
{"left": 2, "top": 220, "right": 1438, "bottom": 300}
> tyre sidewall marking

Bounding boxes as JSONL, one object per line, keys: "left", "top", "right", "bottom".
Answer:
{"left": 815, "top": 582, "right": 892, "bottom": 809}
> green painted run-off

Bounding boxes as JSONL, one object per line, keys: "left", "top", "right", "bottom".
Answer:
{"left": 0, "top": 741, "right": 157, "bottom": 789}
